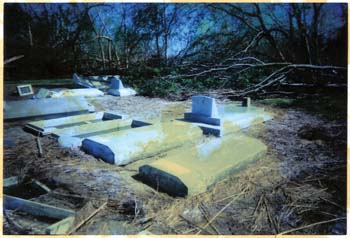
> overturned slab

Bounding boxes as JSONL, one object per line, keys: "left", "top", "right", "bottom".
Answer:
{"left": 51, "top": 88, "right": 104, "bottom": 98}
{"left": 73, "top": 73, "right": 111, "bottom": 90}
{"left": 25, "top": 112, "right": 122, "bottom": 135}
{"left": 139, "top": 134, "right": 267, "bottom": 197}
{"left": 4, "top": 96, "right": 94, "bottom": 121}
{"left": 82, "top": 120, "right": 203, "bottom": 165}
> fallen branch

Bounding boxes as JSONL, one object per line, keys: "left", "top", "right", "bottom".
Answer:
{"left": 68, "top": 200, "right": 107, "bottom": 234}
{"left": 36, "top": 137, "right": 43, "bottom": 158}
{"left": 4, "top": 55, "right": 24, "bottom": 65}
{"left": 277, "top": 217, "right": 346, "bottom": 235}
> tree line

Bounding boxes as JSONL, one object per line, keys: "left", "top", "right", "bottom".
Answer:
{"left": 4, "top": 3, "right": 347, "bottom": 98}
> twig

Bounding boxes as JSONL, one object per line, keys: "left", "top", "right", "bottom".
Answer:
{"left": 4, "top": 55, "right": 24, "bottom": 65}
{"left": 277, "top": 217, "right": 346, "bottom": 235}
{"left": 179, "top": 214, "right": 213, "bottom": 235}
{"left": 36, "top": 137, "right": 43, "bottom": 158}
{"left": 51, "top": 191, "right": 87, "bottom": 200}
{"left": 196, "top": 189, "right": 247, "bottom": 234}
{"left": 263, "top": 196, "right": 279, "bottom": 234}
{"left": 199, "top": 203, "right": 220, "bottom": 235}
{"left": 68, "top": 200, "right": 107, "bottom": 234}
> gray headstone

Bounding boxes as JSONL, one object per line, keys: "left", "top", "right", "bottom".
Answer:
{"left": 191, "top": 96, "right": 218, "bottom": 117}
{"left": 110, "top": 76, "right": 124, "bottom": 90}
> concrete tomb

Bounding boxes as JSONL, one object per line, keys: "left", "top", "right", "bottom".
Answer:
{"left": 139, "top": 133, "right": 267, "bottom": 197}
{"left": 4, "top": 96, "right": 95, "bottom": 121}
{"left": 82, "top": 120, "right": 203, "bottom": 165}
{"left": 25, "top": 111, "right": 122, "bottom": 135}
{"left": 183, "top": 96, "right": 272, "bottom": 137}
{"left": 55, "top": 119, "right": 151, "bottom": 148}
{"left": 107, "top": 76, "right": 136, "bottom": 97}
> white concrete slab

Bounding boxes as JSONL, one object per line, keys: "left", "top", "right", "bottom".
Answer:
{"left": 4, "top": 96, "right": 95, "bottom": 121}
{"left": 139, "top": 133, "right": 267, "bottom": 197}
{"left": 82, "top": 120, "right": 203, "bottom": 165}
{"left": 25, "top": 112, "right": 122, "bottom": 135}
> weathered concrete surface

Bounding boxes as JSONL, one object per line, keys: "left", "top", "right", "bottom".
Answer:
{"left": 82, "top": 120, "right": 203, "bottom": 165}
{"left": 51, "top": 88, "right": 104, "bottom": 98}
{"left": 4, "top": 96, "right": 95, "bottom": 121}
{"left": 53, "top": 120, "right": 150, "bottom": 147}
{"left": 139, "top": 134, "right": 267, "bottom": 197}
{"left": 34, "top": 88, "right": 51, "bottom": 99}
{"left": 58, "top": 136, "right": 83, "bottom": 148}
{"left": 108, "top": 77, "right": 136, "bottom": 97}
{"left": 25, "top": 112, "right": 110, "bottom": 135}
{"left": 184, "top": 96, "right": 220, "bottom": 126}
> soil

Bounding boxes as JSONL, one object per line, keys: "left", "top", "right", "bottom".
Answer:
{"left": 3, "top": 85, "right": 347, "bottom": 235}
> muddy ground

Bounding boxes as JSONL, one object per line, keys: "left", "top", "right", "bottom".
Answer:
{"left": 3, "top": 85, "right": 347, "bottom": 235}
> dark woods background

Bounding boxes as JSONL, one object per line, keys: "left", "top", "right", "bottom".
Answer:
{"left": 4, "top": 3, "right": 347, "bottom": 98}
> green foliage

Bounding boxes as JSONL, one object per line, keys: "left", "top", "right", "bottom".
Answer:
{"left": 293, "top": 93, "right": 347, "bottom": 121}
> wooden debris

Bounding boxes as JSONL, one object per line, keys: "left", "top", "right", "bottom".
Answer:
{"left": 4, "top": 55, "right": 24, "bottom": 65}
{"left": 3, "top": 176, "right": 21, "bottom": 188}
{"left": 4, "top": 195, "right": 75, "bottom": 220}
{"left": 31, "top": 179, "right": 51, "bottom": 193}
{"left": 36, "top": 137, "right": 43, "bottom": 158}
{"left": 46, "top": 200, "right": 107, "bottom": 235}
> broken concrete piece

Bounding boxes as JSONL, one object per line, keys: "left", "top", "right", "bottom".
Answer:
{"left": 51, "top": 88, "right": 104, "bottom": 98}
{"left": 82, "top": 120, "right": 203, "bottom": 165}
{"left": 139, "top": 134, "right": 267, "bottom": 197}
{"left": 4, "top": 96, "right": 95, "bottom": 121}
{"left": 108, "top": 77, "right": 136, "bottom": 97}
{"left": 184, "top": 96, "right": 221, "bottom": 126}
{"left": 73, "top": 73, "right": 111, "bottom": 90}
{"left": 35, "top": 88, "right": 51, "bottom": 99}
{"left": 58, "top": 136, "right": 82, "bottom": 148}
